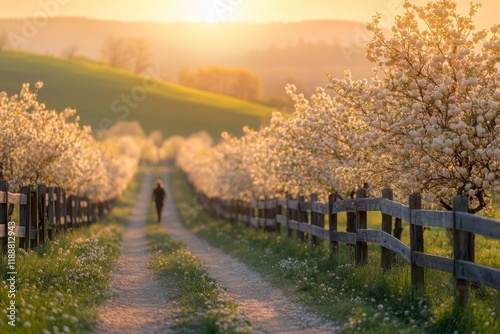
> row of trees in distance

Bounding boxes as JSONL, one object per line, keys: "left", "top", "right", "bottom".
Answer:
{"left": 178, "top": 66, "right": 264, "bottom": 102}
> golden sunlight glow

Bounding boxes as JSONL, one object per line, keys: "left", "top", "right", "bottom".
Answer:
{"left": 196, "top": 0, "right": 220, "bottom": 24}
{"left": 0, "top": 0, "right": 499, "bottom": 28}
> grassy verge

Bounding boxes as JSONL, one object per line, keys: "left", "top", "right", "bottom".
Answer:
{"left": 0, "top": 167, "right": 145, "bottom": 333}
{"left": 169, "top": 166, "right": 500, "bottom": 334}
{"left": 145, "top": 167, "right": 252, "bottom": 333}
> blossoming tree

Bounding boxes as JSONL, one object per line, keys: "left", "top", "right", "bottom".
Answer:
{"left": 329, "top": 0, "right": 500, "bottom": 213}
{"left": 0, "top": 83, "right": 140, "bottom": 201}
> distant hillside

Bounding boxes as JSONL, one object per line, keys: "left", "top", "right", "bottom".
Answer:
{"left": 0, "top": 51, "right": 273, "bottom": 138}
{"left": 0, "top": 18, "right": 375, "bottom": 97}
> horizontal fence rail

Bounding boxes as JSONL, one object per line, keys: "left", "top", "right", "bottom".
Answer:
{"left": 0, "top": 180, "right": 114, "bottom": 252}
{"left": 189, "top": 182, "right": 500, "bottom": 309}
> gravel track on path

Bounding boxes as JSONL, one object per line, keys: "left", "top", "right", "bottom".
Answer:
{"left": 95, "top": 169, "right": 177, "bottom": 334}
{"left": 162, "top": 168, "right": 338, "bottom": 334}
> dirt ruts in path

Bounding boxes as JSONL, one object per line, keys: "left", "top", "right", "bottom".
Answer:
{"left": 162, "top": 168, "right": 337, "bottom": 334}
{"left": 95, "top": 168, "right": 177, "bottom": 334}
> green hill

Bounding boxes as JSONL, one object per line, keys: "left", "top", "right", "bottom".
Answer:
{"left": 0, "top": 51, "right": 273, "bottom": 138}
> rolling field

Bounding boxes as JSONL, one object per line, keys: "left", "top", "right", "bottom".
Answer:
{"left": 0, "top": 51, "right": 273, "bottom": 137}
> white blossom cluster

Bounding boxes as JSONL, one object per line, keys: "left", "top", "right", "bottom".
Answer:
{"left": 178, "top": 0, "right": 499, "bottom": 211}
{"left": 0, "top": 82, "right": 140, "bottom": 201}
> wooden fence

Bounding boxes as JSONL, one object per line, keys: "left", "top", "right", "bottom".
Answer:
{"left": 192, "top": 186, "right": 500, "bottom": 308}
{"left": 0, "top": 180, "right": 114, "bottom": 252}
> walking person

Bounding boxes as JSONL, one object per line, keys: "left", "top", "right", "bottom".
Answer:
{"left": 152, "top": 179, "right": 168, "bottom": 222}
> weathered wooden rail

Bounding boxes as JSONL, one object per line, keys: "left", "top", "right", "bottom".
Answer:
{"left": 192, "top": 186, "right": 500, "bottom": 308}
{"left": 0, "top": 180, "right": 114, "bottom": 252}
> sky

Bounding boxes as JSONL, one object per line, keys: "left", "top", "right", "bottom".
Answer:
{"left": 0, "top": 0, "right": 499, "bottom": 28}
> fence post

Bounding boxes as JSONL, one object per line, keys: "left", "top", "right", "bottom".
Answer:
{"left": 38, "top": 185, "right": 47, "bottom": 247}
{"left": 262, "top": 200, "right": 271, "bottom": 232}
{"left": 257, "top": 200, "right": 264, "bottom": 231}
{"left": 297, "top": 195, "right": 308, "bottom": 242}
{"left": 356, "top": 189, "right": 368, "bottom": 266}
{"left": 74, "top": 196, "right": 79, "bottom": 228}
{"left": 410, "top": 193, "right": 424, "bottom": 292}
{"left": 85, "top": 198, "right": 90, "bottom": 226}
{"left": 61, "top": 189, "right": 67, "bottom": 233}
{"left": 347, "top": 191, "right": 356, "bottom": 236}
{"left": 30, "top": 188, "right": 38, "bottom": 250}
{"left": 76, "top": 197, "right": 82, "bottom": 228}
{"left": 250, "top": 200, "right": 256, "bottom": 227}
{"left": 86, "top": 198, "right": 91, "bottom": 227}
{"left": 235, "top": 200, "right": 240, "bottom": 225}
{"left": 275, "top": 198, "right": 282, "bottom": 236}
{"left": 67, "top": 196, "right": 74, "bottom": 230}
{"left": 47, "top": 187, "right": 55, "bottom": 239}
{"left": 233, "top": 200, "right": 239, "bottom": 226}
{"left": 243, "top": 201, "right": 249, "bottom": 226}
{"left": 240, "top": 200, "right": 244, "bottom": 226}
{"left": 89, "top": 202, "right": 95, "bottom": 225}
{"left": 381, "top": 188, "right": 394, "bottom": 271}
{"left": 286, "top": 194, "right": 293, "bottom": 239}
{"left": 74, "top": 197, "right": 79, "bottom": 229}
{"left": 0, "top": 180, "right": 8, "bottom": 253}
{"left": 80, "top": 198, "right": 85, "bottom": 227}
{"left": 328, "top": 193, "right": 338, "bottom": 254}
{"left": 238, "top": 200, "right": 243, "bottom": 226}
{"left": 310, "top": 193, "right": 324, "bottom": 247}
{"left": 54, "top": 187, "right": 61, "bottom": 234}
{"left": 94, "top": 201, "right": 99, "bottom": 223}
{"left": 19, "top": 186, "right": 30, "bottom": 249}
{"left": 453, "top": 195, "right": 469, "bottom": 308}
{"left": 310, "top": 193, "right": 318, "bottom": 247}
{"left": 317, "top": 198, "right": 325, "bottom": 244}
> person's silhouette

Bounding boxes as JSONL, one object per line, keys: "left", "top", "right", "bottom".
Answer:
{"left": 152, "top": 180, "right": 168, "bottom": 222}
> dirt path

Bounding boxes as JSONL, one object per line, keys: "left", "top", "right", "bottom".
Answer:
{"left": 95, "top": 168, "right": 177, "bottom": 334}
{"left": 162, "top": 168, "right": 337, "bottom": 334}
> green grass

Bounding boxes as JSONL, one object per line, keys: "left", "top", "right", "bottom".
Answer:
{"left": 145, "top": 166, "right": 252, "bottom": 333}
{"left": 0, "top": 51, "right": 273, "bottom": 137}
{"left": 0, "top": 166, "right": 145, "bottom": 333}
{"left": 169, "top": 167, "right": 500, "bottom": 334}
